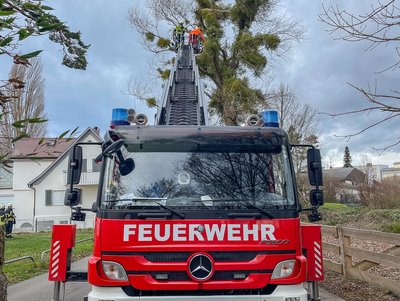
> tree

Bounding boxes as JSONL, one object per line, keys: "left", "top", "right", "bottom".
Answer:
{"left": 323, "top": 175, "right": 340, "bottom": 203}
{"left": 359, "top": 176, "right": 400, "bottom": 209}
{"left": 0, "top": 58, "right": 47, "bottom": 155}
{"left": 319, "top": 0, "right": 400, "bottom": 151}
{"left": 0, "top": 1, "right": 88, "bottom": 70}
{"left": 0, "top": 2, "right": 88, "bottom": 299}
{"left": 137, "top": 178, "right": 197, "bottom": 199}
{"left": 0, "top": 0, "right": 88, "bottom": 166}
{"left": 0, "top": 227, "right": 5, "bottom": 301}
{"left": 128, "top": 0, "right": 304, "bottom": 125}
{"left": 263, "top": 84, "right": 319, "bottom": 173}
{"left": 343, "top": 146, "right": 352, "bottom": 168}
{"left": 259, "top": 84, "right": 319, "bottom": 204}
{"left": 184, "top": 152, "right": 276, "bottom": 199}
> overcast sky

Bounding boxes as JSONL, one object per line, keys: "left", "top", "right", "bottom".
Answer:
{"left": 1, "top": 0, "right": 399, "bottom": 168}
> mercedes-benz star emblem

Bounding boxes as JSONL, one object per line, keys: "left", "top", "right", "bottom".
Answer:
{"left": 188, "top": 253, "right": 213, "bottom": 281}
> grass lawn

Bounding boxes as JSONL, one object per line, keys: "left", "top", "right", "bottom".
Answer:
{"left": 319, "top": 202, "right": 400, "bottom": 233}
{"left": 4, "top": 228, "right": 94, "bottom": 285}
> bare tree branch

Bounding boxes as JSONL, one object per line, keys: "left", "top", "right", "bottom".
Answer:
{"left": 319, "top": 1, "right": 400, "bottom": 150}
{"left": 0, "top": 58, "right": 47, "bottom": 154}
{"left": 319, "top": 0, "right": 400, "bottom": 70}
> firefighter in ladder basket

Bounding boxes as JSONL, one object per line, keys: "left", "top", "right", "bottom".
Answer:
{"left": 189, "top": 27, "right": 205, "bottom": 54}
{"left": 172, "top": 22, "right": 186, "bottom": 51}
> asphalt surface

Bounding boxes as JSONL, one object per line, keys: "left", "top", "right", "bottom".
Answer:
{"left": 8, "top": 257, "right": 346, "bottom": 301}
{"left": 8, "top": 258, "right": 90, "bottom": 301}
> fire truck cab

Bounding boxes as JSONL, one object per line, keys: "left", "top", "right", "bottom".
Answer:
{"left": 61, "top": 118, "right": 324, "bottom": 301}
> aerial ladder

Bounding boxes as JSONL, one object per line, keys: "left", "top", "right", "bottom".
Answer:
{"left": 156, "top": 45, "right": 208, "bottom": 126}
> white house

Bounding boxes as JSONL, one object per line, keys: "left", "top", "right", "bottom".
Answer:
{"left": 382, "top": 162, "right": 400, "bottom": 180}
{"left": 10, "top": 127, "right": 103, "bottom": 232}
{"left": 323, "top": 167, "right": 366, "bottom": 204}
{"left": 355, "top": 164, "right": 389, "bottom": 184}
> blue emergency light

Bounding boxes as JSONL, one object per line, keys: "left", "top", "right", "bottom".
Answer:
{"left": 261, "top": 109, "right": 279, "bottom": 127}
{"left": 110, "top": 108, "right": 130, "bottom": 128}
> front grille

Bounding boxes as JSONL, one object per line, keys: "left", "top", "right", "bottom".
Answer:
{"left": 144, "top": 252, "right": 191, "bottom": 262}
{"left": 144, "top": 270, "right": 271, "bottom": 282}
{"left": 143, "top": 251, "right": 258, "bottom": 262}
{"left": 212, "top": 251, "right": 258, "bottom": 262}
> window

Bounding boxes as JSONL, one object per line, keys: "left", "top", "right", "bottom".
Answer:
{"left": 92, "top": 159, "right": 102, "bottom": 172}
{"left": 45, "top": 190, "right": 66, "bottom": 206}
{"left": 0, "top": 167, "right": 13, "bottom": 189}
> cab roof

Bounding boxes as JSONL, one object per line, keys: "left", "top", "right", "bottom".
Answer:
{"left": 109, "top": 126, "right": 289, "bottom": 153}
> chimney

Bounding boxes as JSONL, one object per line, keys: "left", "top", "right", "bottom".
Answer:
{"left": 93, "top": 126, "right": 100, "bottom": 136}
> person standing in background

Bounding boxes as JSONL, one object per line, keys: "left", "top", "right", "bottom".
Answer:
{"left": 5, "top": 203, "right": 15, "bottom": 238}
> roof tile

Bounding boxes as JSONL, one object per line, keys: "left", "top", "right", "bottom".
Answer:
{"left": 12, "top": 138, "right": 76, "bottom": 159}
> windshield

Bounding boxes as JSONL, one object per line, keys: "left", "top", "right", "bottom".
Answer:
{"left": 101, "top": 147, "right": 296, "bottom": 211}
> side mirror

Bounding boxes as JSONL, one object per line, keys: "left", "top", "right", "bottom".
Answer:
{"left": 307, "top": 148, "right": 323, "bottom": 186}
{"left": 103, "top": 139, "right": 125, "bottom": 157}
{"left": 119, "top": 158, "right": 135, "bottom": 176}
{"left": 310, "top": 189, "right": 324, "bottom": 207}
{"left": 91, "top": 202, "right": 98, "bottom": 213}
{"left": 67, "top": 146, "right": 83, "bottom": 185}
{"left": 64, "top": 188, "right": 81, "bottom": 206}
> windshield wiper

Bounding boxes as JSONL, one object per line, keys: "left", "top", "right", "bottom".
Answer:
{"left": 154, "top": 202, "right": 185, "bottom": 219}
{"left": 239, "top": 200, "right": 274, "bottom": 219}
{"left": 206, "top": 199, "right": 274, "bottom": 218}
{"left": 104, "top": 197, "right": 167, "bottom": 203}
{"left": 103, "top": 197, "right": 185, "bottom": 219}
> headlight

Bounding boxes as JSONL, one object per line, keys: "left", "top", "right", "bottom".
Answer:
{"left": 271, "top": 260, "right": 295, "bottom": 279}
{"left": 102, "top": 261, "right": 128, "bottom": 281}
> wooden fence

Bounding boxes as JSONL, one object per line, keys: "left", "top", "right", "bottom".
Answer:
{"left": 321, "top": 225, "right": 400, "bottom": 296}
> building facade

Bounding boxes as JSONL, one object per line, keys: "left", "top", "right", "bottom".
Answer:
{"left": 7, "top": 128, "right": 102, "bottom": 232}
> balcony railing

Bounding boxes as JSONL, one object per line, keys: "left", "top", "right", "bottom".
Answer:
{"left": 63, "top": 170, "right": 100, "bottom": 186}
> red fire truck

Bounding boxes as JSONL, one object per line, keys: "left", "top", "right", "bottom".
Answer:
{"left": 49, "top": 46, "right": 324, "bottom": 301}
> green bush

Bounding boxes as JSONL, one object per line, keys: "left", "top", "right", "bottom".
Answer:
{"left": 382, "top": 221, "right": 400, "bottom": 234}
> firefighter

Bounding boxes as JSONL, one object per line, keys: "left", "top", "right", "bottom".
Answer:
{"left": 189, "top": 27, "right": 205, "bottom": 53}
{"left": 173, "top": 22, "right": 186, "bottom": 49}
{"left": 5, "top": 203, "right": 16, "bottom": 238}
{"left": 0, "top": 204, "right": 6, "bottom": 228}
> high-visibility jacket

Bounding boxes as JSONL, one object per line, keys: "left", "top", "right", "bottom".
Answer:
{"left": 174, "top": 25, "right": 186, "bottom": 36}
{"left": 0, "top": 209, "right": 5, "bottom": 226}
{"left": 5, "top": 209, "right": 15, "bottom": 223}
{"left": 189, "top": 28, "right": 205, "bottom": 43}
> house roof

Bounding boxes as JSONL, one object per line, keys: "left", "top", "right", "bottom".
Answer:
{"left": 323, "top": 167, "right": 365, "bottom": 183}
{"left": 324, "top": 168, "right": 353, "bottom": 180}
{"left": 28, "top": 128, "right": 103, "bottom": 187}
{"left": 12, "top": 138, "right": 76, "bottom": 159}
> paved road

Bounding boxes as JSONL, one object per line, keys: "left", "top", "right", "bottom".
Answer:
{"left": 8, "top": 257, "right": 346, "bottom": 301}
{"left": 8, "top": 258, "right": 90, "bottom": 301}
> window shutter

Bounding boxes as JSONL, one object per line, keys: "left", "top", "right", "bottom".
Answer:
{"left": 45, "top": 190, "right": 52, "bottom": 206}
{"left": 82, "top": 159, "right": 87, "bottom": 172}
{"left": 79, "top": 190, "right": 82, "bottom": 205}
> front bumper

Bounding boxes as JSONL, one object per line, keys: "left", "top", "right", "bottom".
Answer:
{"left": 87, "top": 284, "right": 307, "bottom": 301}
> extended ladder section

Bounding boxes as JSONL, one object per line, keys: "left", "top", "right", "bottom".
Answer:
{"left": 156, "top": 45, "right": 208, "bottom": 125}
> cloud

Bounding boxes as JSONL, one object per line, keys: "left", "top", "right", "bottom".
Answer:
{"left": 0, "top": 0, "right": 398, "bottom": 167}
{"left": 273, "top": 0, "right": 400, "bottom": 166}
